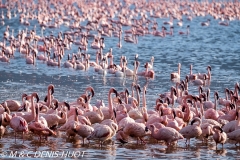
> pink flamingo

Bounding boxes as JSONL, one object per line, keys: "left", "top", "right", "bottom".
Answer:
{"left": 117, "top": 122, "right": 149, "bottom": 144}
{"left": 148, "top": 124, "right": 184, "bottom": 146}
{"left": 227, "top": 127, "right": 240, "bottom": 146}
{"left": 187, "top": 64, "right": 197, "bottom": 80}
{"left": 28, "top": 104, "right": 56, "bottom": 142}
{"left": 179, "top": 117, "right": 202, "bottom": 145}
{"left": 213, "top": 126, "right": 227, "bottom": 149}
{"left": 10, "top": 114, "right": 28, "bottom": 143}
{"left": 171, "top": 63, "right": 181, "bottom": 80}
{"left": 135, "top": 61, "right": 155, "bottom": 78}
{"left": 87, "top": 124, "right": 115, "bottom": 147}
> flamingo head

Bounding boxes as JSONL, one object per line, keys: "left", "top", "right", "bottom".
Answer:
{"left": 214, "top": 92, "right": 219, "bottom": 100}
{"left": 64, "top": 102, "right": 70, "bottom": 111}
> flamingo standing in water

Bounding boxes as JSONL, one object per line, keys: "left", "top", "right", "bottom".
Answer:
{"left": 212, "top": 125, "right": 227, "bottom": 149}
{"left": 148, "top": 124, "right": 184, "bottom": 146}
{"left": 28, "top": 104, "right": 56, "bottom": 142}
{"left": 179, "top": 117, "right": 202, "bottom": 145}
{"left": 87, "top": 123, "right": 115, "bottom": 147}
{"left": 117, "top": 122, "right": 149, "bottom": 144}
{"left": 10, "top": 114, "right": 28, "bottom": 143}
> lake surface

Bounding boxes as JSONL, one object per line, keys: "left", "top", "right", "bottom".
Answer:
{"left": 0, "top": 0, "right": 240, "bottom": 159}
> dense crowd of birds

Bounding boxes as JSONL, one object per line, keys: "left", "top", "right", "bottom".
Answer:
{"left": 0, "top": 0, "right": 239, "bottom": 149}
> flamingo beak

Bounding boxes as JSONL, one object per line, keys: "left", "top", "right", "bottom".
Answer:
{"left": 145, "top": 126, "right": 149, "bottom": 132}
{"left": 119, "top": 139, "right": 128, "bottom": 144}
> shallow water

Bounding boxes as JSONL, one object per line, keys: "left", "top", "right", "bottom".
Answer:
{"left": 0, "top": 0, "right": 240, "bottom": 159}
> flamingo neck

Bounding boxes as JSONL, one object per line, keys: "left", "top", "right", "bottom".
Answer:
{"left": 234, "top": 87, "right": 239, "bottom": 98}
{"left": 31, "top": 95, "right": 36, "bottom": 120}
{"left": 59, "top": 111, "right": 67, "bottom": 124}
{"left": 142, "top": 88, "right": 146, "bottom": 108}
{"left": 207, "top": 69, "right": 211, "bottom": 79}
{"left": 98, "top": 107, "right": 104, "bottom": 120}
{"left": 150, "top": 126, "right": 158, "bottom": 139}
{"left": 214, "top": 95, "right": 217, "bottom": 110}
{"left": 110, "top": 55, "right": 113, "bottom": 66}
{"left": 46, "top": 89, "right": 52, "bottom": 108}
{"left": 125, "top": 91, "right": 128, "bottom": 104}
{"left": 135, "top": 87, "right": 140, "bottom": 108}
{"left": 58, "top": 55, "right": 61, "bottom": 66}
{"left": 194, "top": 101, "right": 199, "bottom": 117}
{"left": 236, "top": 112, "right": 240, "bottom": 129}
{"left": 206, "top": 89, "right": 210, "bottom": 101}
{"left": 225, "top": 90, "right": 229, "bottom": 100}
{"left": 35, "top": 105, "right": 39, "bottom": 122}
{"left": 183, "top": 104, "right": 190, "bottom": 122}
{"left": 108, "top": 92, "right": 113, "bottom": 118}
{"left": 178, "top": 64, "right": 181, "bottom": 76}
{"left": 33, "top": 53, "right": 35, "bottom": 64}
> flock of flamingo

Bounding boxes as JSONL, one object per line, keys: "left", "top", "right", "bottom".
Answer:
{"left": 0, "top": 0, "right": 239, "bottom": 150}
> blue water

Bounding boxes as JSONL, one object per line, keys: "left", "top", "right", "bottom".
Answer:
{"left": 0, "top": 0, "right": 239, "bottom": 159}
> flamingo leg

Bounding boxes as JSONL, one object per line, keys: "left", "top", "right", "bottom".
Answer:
{"left": 82, "top": 138, "right": 85, "bottom": 145}
{"left": 139, "top": 138, "right": 146, "bottom": 144}
{"left": 22, "top": 132, "right": 24, "bottom": 143}
{"left": 14, "top": 132, "right": 17, "bottom": 143}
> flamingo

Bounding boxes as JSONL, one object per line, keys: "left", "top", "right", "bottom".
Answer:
{"left": 147, "top": 56, "right": 154, "bottom": 69}
{"left": 187, "top": 64, "right": 197, "bottom": 80}
{"left": 135, "top": 61, "right": 155, "bottom": 78}
{"left": 148, "top": 124, "right": 184, "bottom": 146}
{"left": 222, "top": 106, "right": 240, "bottom": 133}
{"left": 213, "top": 126, "right": 227, "bottom": 149}
{"left": 38, "top": 84, "right": 54, "bottom": 108}
{"left": 116, "top": 122, "right": 149, "bottom": 144}
{"left": 26, "top": 49, "right": 37, "bottom": 65}
{"left": 87, "top": 124, "right": 115, "bottom": 147}
{"left": 74, "top": 121, "right": 94, "bottom": 145}
{"left": 179, "top": 25, "right": 190, "bottom": 35}
{"left": 101, "top": 87, "right": 118, "bottom": 120}
{"left": 198, "top": 66, "right": 212, "bottom": 80}
{"left": 228, "top": 131, "right": 240, "bottom": 147}
{"left": 179, "top": 117, "right": 202, "bottom": 145}
{"left": 192, "top": 74, "right": 207, "bottom": 86}
{"left": 28, "top": 104, "right": 56, "bottom": 142}
{"left": 10, "top": 114, "right": 28, "bottom": 143}
{"left": 1, "top": 97, "right": 21, "bottom": 112}
{"left": 171, "top": 63, "right": 181, "bottom": 80}
{"left": 0, "top": 50, "right": 10, "bottom": 63}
